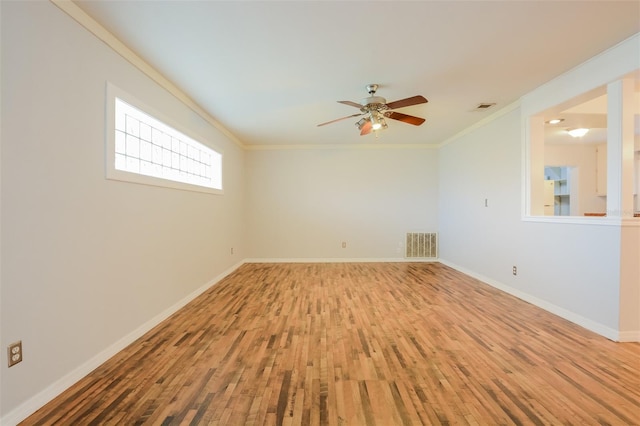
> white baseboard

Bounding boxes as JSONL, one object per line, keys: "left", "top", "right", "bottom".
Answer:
{"left": 438, "top": 258, "right": 636, "bottom": 343}
{"left": 0, "top": 261, "right": 245, "bottom": 426}
{"left": 244, "top": 257, "right": 439, "bottom": 263}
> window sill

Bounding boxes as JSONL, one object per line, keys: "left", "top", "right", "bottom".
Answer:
{"left": 521, "top": 215, "right": 640, "bottom": 226}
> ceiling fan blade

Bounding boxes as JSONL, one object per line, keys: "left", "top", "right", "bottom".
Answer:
{"left": 384, "top": 111, "right": 426, "bottom": 126}
{"left": 359, "top": 121, "right": 373, "bottom": 136}
{"left": 385, "top": 95, "right": 428, "bottom": 110}
{"left": 338, "top": 100, "right": 363, "bottom": 109}
{"left": 317, "top": 113, "right": 363, "bottom": 127}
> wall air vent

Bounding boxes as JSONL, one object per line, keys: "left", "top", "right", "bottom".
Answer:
{"left": 405, "top": 233, "right": 438, "bottom": 259}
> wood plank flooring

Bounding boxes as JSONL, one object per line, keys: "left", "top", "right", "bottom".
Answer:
{"left": 22, "top": 262, "right": 640, "bottom": 425}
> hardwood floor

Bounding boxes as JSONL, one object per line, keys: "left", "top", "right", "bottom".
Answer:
{"left": 22, "top": 262, "right": 640, "bottom": 425}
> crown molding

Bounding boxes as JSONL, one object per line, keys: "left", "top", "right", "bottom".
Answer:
{"left": 244, "top": 143, "right": 440, "bottom": 151}
{"left": 437, "top": 99, "right": 521, "bottom": 148}
{"left": 49, "top": 0, "right": 246, "bottom": 150}
{"left": 49, "top": 0, "right": 524, "bottom": 153}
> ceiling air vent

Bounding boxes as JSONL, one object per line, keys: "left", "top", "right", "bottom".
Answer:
{"left": 474, "top": 102, "right": 496, "bottom": 111}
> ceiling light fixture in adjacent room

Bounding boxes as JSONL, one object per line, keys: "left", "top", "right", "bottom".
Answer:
{"left": 567, "top": 128, "right": 589, "bottom": 138}
{"left": 546, "top": 118, "right": 564, "bottom": 124}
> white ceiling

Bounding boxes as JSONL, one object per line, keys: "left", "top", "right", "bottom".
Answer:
{"left": 543, "top": 79, "right": 640, "bottom": 145}
{"left": 73, "top": 0, "right": 640, "bottom": 147}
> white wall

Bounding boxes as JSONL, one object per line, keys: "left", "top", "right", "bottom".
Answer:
{"left": 438, "top": 34, "right": 639, "bottom": 341}
{"left": 1, "top": 1, "right": 245, "bottom": 420}
{"left": 245, "top": 147, "right": 439, "bottom": 260}
{"left": 438, "top": 108, "right": 624, "bottom": 336}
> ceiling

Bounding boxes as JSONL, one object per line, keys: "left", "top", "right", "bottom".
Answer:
{"left": 72, "top": 0, "right": 640, "bottom": 148}
{"left": 543, "top": 78, "right": 640, "bottom": 146}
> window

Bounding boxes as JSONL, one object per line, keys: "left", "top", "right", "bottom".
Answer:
{"left": 534, "top": 87, "right": 608, "bottom": 218}
{"left": 106, "top": 84, "right": 222, "bottom": 194}
{"left": 524, "top": 75, "right": 639, "bottom": 221}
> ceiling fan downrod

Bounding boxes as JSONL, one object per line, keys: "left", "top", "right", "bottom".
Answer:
{"left": 362, "top": 84, "right": 386, "bottom": 112}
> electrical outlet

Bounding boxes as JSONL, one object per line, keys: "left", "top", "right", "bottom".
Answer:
{"left": 7, "top": 341, "right": 22, "bottom": 367}
{"left": 230, "top": 247, "right": 234, "bottom": 255}
{"left": 512, "top": 266, "right": 517, "bottom": 276}
{"left": 341, "top": 242, "right": 347, "bottom": 249}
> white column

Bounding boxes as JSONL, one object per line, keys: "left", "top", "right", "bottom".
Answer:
{"left": 606, "top": 79, "right": 635, "bottom": 218}
{"left": 609, "top": 78, "right": 639, "bottom": 341}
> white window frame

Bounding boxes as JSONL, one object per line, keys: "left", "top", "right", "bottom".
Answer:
{"left": 520, "top": 34, "right": 639, "bottom": 225}
{"left": 106, "top": 82, "right": 223, "bottom": 194}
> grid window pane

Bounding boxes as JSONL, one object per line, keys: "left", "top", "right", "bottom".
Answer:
{"left": 126, "top": 115, "right": 139, "bottom": 137}
{"left": 152, "top": 144, "right": 162, "bottom": 165}
{"left": 140, "top": 140, "right": 152, "bottom": 162}
{"left": 140, "top": 123, "right": 152, "bottom": 141}
{"left": 115, "top": 130, "right": 126, "bottom": 154}
{"left": 115, "top": 153, "right": 126, "bottom": 170}
{"left": 152, "top": 128, "right": 163, "bottom": 145}
{"left": 113, "top": 98, "right": 222, "bottom": 190}
{"left": 140, "top": 160, "right": 154, "bottom": 176}
{"left": 126, "top": 135, "right": 139, "bottom": 158}
{"left": 163, "top": 149, "right": 172, "bottom": 167}
{"left": 126, "top": 156, "right": 140, "bottom": 173}
{"left": 115, "top": 109, "right": 126, "bottom": 132}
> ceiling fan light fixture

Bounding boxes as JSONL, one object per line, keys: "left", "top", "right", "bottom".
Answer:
{"left": 355, "top": 117, "right": 369, "bottom": 130}
{"left": 567, "top": 128, "right": 589, "bottom": 138}
{"left": 370, "top": 111, "right": 386, "bottom": 131}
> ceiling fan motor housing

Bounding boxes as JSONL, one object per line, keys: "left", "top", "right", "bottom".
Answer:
{"left": 360, "top": 96, "right": 387, "bottom": 112}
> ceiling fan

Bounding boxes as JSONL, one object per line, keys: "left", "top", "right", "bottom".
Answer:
{"left": 317, "top": 84, "right": 428, "bottom": 136}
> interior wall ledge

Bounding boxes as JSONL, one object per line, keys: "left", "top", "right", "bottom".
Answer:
{"left": 521, "top": 215, "right": 625, "bottom": 226}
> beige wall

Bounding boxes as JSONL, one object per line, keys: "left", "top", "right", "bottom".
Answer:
{"left": 620, "top": 224, "right": 640, "bottom": 337}
{"left": 1, "top": 1, "right": 245, "bottom": 419}
{"left": 439, "top": 107, "right": 625, "bottom": 337}
{"left": 1, "top": 2, "right": 638, "bottom": 424}
{"left": 245, "top": 147, "right": 439, "bottom": 260}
